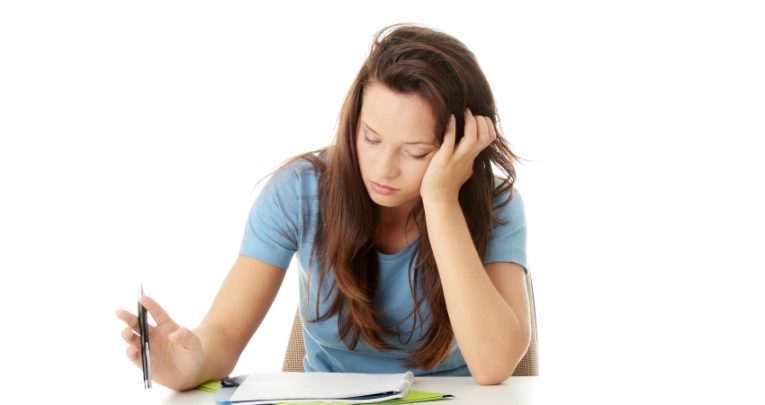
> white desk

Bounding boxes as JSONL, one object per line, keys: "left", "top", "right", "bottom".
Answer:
{"left": 134, "top": 376, "right": 538, "bottom": 404}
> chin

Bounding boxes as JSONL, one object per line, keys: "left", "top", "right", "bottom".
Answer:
{"left": 369, "top": 195, "right": 398, "bottom": 207}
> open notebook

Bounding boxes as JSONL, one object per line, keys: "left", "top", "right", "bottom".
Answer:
{"left": 215, "top": 371, "right": 415, "bottom": 405}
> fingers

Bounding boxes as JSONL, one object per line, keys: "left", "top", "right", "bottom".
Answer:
{"left": 122, "top": 326, "right": 139, "bottom": 343}
{"left": 476, "top": 116, "right": 496, "bottom": 155}
{"left": 140, "top": 295, "right": 177, "bottom": 328}
{"left": 462, "top": 109, "right": 478, "bottom": 148}
{"left": 441, "top": 114, "right": 456, "bottom": 153}
{"left": 117, "top": 307, "right": 157, "bottom": 370}
{"left": 126, "top": 344, "right": 141, "bottom": 366}
{"left": 121, "top": 323, "right": 142, "bottom": 368}
{"left": 474, "top": 112, "right": 489, "bottom": 147}
{"left": 486, "top": 117, "right": 497, "bottom": 142}
{"left": 116, "top": 309, "right": 139, "bottom": 331}
{"left": 458, "top": 109, "right": 496, "bottom": 155}
{"left": 454, "top": 109, "right": 481, "bottom": 157}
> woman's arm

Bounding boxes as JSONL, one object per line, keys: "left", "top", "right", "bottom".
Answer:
{"left": 423, "top": 199, "right": 530, "bottom": 385}
{"left": 192, "top": 255, "right": 286, "bottom": 386}
{"left": 420, "top": 110, "right": 530, "bottom": 384}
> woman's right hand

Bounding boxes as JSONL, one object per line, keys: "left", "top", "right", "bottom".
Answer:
{"left": 116, "top": 295, "right": 204, "bottom": 391}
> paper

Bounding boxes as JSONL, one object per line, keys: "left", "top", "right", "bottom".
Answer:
{"left": 200, "top": 373, "right": 453, "bottom": 405}
{"left": 272, "top": 390, "right": 453, "bottom": 404}
{"left": 230, "top": 371, "right": 414, "bottom": 403}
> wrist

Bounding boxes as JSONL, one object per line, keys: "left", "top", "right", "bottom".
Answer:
{"left": 422, "top": 194, "right": 461, "bottom": 213}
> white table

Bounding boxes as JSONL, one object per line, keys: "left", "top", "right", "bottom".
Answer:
{"left": 132, "top": 376, "right": 539, "bottom": 404}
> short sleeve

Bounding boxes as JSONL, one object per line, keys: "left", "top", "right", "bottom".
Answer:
{"left": 483, "top": 189, "right": 528, "bottom": 271}
{"left": 239, "top": 167, "right": 302, "bottom": 270}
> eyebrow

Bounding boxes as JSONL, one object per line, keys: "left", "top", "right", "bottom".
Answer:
{"left": 362, "top": 122, "right": 435, "bottom": 146}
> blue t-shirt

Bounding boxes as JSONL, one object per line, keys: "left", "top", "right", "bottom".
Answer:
{"left": 240, "top": 159, "right": 527, "bottom": 376}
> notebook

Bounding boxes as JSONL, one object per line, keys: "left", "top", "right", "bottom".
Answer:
{"left": 215, "top": 371, "right": 415, "bottom": 405}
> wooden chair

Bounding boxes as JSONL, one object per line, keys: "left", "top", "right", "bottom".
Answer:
{"left": 282, "top": 273, "right": 538, "bottom": 376}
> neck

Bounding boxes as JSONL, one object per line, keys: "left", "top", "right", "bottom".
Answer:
{"left": 376, "top": 202, "right": 419, "bottom": 242}
{"left": 378, "top": 199, "right": 419, "bottom": 225}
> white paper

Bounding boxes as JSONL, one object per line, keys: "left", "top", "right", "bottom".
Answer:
{"left": 229, "top": 371, "right": 414, "bottom": 403}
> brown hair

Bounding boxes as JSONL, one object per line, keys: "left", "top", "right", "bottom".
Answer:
{"left": 297, "top": 23, "right": 517, "bottom": 370}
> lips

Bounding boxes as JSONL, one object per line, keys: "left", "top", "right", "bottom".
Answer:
{"left": 370, "top": 181, "right": 399, "bottom": 195}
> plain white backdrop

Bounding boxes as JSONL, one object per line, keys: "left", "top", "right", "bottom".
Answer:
{"left": 1, "top": 1, "right": 764, "bottom": 404}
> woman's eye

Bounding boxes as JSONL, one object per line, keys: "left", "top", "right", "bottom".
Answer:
{"left": 364, "top": 136, "right": 381, "bottom": 145}
{"left": 405, "top": 151, "right": 428, "bottom": 160}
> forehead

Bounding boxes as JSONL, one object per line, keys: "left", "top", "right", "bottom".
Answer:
{"left": 359, "top": 83, "right": 437, "bottom": 142}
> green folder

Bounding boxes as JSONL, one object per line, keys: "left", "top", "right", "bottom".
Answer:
{"left": 196, "top": 380, "right": 453, "bottom": 404}
{"left": 196, "top": 380, "right": 222, "bottom": 393}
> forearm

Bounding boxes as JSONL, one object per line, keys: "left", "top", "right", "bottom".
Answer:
{"left": 190, "top": 324, "right": 245, "bottom": 389}
{"left": 423, "top": 198, "right": 527, "bottom": 384}
{"left": 187, "top": 256, "right": 284, "bottom": 389}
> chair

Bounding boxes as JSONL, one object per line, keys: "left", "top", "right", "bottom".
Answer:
{"left": 282, "top": 273, "right": 539, "bottom": 376}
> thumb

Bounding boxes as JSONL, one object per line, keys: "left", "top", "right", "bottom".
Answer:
{"left": 168, "top": 327, "right": 199, "bottom": 350}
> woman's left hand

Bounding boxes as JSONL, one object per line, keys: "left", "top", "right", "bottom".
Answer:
{"left": 420, "top": 108, "right": 496, "bottom": 203}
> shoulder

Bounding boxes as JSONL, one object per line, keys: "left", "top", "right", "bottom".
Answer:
{"left": 269, "top": 158, "right": 320, "bottom": 186}
{"left": 484, "top": 183, "right": 527, "bottom": 267}
{"left": 492, "top": 181, "right": 525, "bottom": 223}
{"left": 245, "top": 158, "right": 321, "bottom": 242}
{"left": 261, "top": 158, "right": 321, "bottom": 199}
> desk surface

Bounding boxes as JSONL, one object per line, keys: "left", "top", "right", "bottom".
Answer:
{"left": 133, "top": 376, "right": 538, "bottom": 405}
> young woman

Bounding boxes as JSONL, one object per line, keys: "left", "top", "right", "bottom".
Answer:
{"left": 117, "top": 23, "right": 531, "bottom": 390}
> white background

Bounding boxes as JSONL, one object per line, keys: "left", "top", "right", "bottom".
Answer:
{"left": 1, "top": 1, "right": 763, "bottom": 404}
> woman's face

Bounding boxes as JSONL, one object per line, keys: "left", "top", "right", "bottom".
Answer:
{"left": 356, "top": 83, "right": 439, "bottom": 213}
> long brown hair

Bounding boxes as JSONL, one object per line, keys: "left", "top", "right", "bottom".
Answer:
{"left": 296, "top": 23, "right": 517, "bottom": 370}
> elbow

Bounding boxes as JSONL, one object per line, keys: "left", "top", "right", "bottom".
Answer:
{"left": 473, "top": 370, "right": 512, "bottom": 386}
{"left": 471, "top": 336, "right": 531, "bottom": 386}
{"left": 469, "top": 356, "right": 516, "bottom": 385}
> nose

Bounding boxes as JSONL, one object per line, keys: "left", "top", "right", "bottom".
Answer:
{"left": 374, "top": 148, "right": 400, "bottom": 179}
